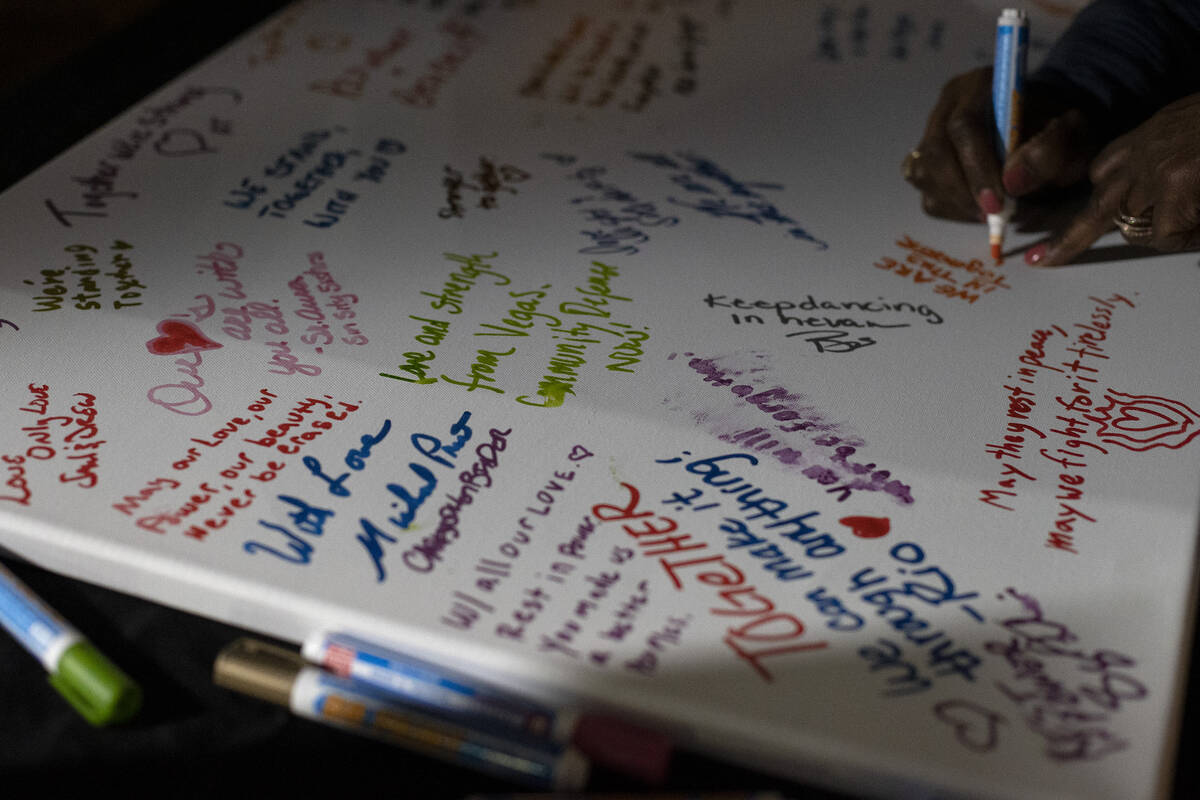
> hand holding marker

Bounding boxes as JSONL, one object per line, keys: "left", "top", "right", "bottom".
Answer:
{"left": 989, "top": 8, "right": 1028, "bottom": 264}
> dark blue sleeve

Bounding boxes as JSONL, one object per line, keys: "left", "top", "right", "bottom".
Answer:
{"left": 1030, "top": 0, "right": 1200, "bottom": 134}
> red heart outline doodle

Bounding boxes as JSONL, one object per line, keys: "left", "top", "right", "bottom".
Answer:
{"left": 1108, "top": 406, "right": 1173, "bottom": 432}
{"left": 1094, "top": 389, "right": 1200, "bottom": 451}
{"left": 146, "top": 320, "right": 223, "bottom": 356}
{"left": 838, "top": 515, "right": 890, "bottom": 539}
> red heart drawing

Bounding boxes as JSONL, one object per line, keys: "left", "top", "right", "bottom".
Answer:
{"left": 838, "top": 515, "right": 890, "bottom": 539}
{"left": 146, "top": 319, "right": 223, "bottom": 356}
{"left": 1095, "top": 389, "right": 1200, "bottom": 451}
{"left": 1109, "top": 406, "right": 1174, "bottom": 432}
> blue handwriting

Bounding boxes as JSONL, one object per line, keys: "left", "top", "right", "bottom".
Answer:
{"left": 303, "top": 418, "right": 392, "bottom": 497}
{"left": 359, "top": 411, "right": 475, "bottom": 581}
{"left": 244, "top": 493, "right": 336, "bottom": 563}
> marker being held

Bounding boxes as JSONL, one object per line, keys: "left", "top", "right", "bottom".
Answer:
{"left": 989, "top": 8, "right": 1028, "bottom": 264}
{"left": 0, "top": 560, "right": 142, "bottom": 725}
{"left": 905, "top": 1, "right": 1200, "bottom": 265}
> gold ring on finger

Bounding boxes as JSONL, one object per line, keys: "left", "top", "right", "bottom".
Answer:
{"left": 902, "top": 149, "right": 921, "bottom": 182}
{"left": 1113, "top": 202, "right": 1154, "bottom": 245}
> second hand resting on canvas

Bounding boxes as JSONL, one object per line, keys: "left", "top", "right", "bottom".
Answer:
{"left": 901, "top": 0, "right": 1200, "bottom": 267}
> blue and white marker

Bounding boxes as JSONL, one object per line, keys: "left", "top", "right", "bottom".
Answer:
{"left": 990, "top": 7, "right": 1029, "bottom": 263}
{"left": 0, "top": 560, "right": 142, "bottom": 725}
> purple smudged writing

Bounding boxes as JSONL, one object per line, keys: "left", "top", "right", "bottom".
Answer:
{"left": 667, "top": 351, "right": 914, "bottom": 504}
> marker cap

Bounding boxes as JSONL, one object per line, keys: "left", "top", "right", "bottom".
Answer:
{"left": 213, "top": 637, "right": 301, "bottom": 708}
{"left": 571, "top": 713, "right": 673, "bottom": 785}
{"left": 49, "top": 641, "right": 143, "bottom": 726}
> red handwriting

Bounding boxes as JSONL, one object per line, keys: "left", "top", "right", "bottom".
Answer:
{"left": 111, "top": 476, "right": 182, "bottom": 516}
{"left": 137, "top": 444, "right": 284, "bottom": 540}
{"left": 147, "top": 319, "right": 223, "bottom": 356}
{"left": 146, "top": 296, "right": 220, "bottom": 416}
{"left": 392, "top": 19, "right": 482, "bottom": 108}
{"left": 171, "top": 390, "right": 279, "bottom": 469}
{"left": 3, "top": 385, "right": 107, "bottom": 505}
{"left": 976, "top": 294, "right": 1139, "bottom": 554}
{"left": 592, "top": 481, "right": 826, "bottom": 681}
{"left": 112, "top": 390, "right": 357, "bottom": 538}
{"left": 1092, "top": 390, "right": 1200, "bottom": 452}
{"left": 1, "top": 454, "right": 32, "bottom": 506}
{"left": 135, "top": 478, "right": 260, "bottom": 539}
{"left": 56, "top": 393, "right": 105, "bottom": 488}
{"left": 246, "top": 5, "right": 305, "bottom": 68}
{"left": 309, "top": 27, "right": 412, "bottom": 100}
{"left": 244, "top": 395, "right": 361, "bottom": 455}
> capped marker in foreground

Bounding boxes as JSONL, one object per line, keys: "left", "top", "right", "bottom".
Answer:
{"left": 0, "top": 560, "right": 142, "bottom": 725}
{"left": 303, "top": 630, "right": 674, "bottom": 784}
{"left": 215, "top": 636, "right": 590, "bottom": 791}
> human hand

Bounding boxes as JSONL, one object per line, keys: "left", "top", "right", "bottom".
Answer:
{"left": 902, "top": 67, "right": 1099, "bottom": 226}
{"left": 1025, "top": 92, "right": 1200, "bottom": 265}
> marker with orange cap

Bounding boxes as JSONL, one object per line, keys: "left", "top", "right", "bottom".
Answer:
{"left": 989, "top": 8, "right": 1028, "bottom": 264}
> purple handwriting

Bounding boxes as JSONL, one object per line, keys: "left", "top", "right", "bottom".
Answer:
{"left": 935, "top": 587, "right": 1147, "bottom": 761}
{"left": 669, "top": 351, "right": 914, "bottom": 504}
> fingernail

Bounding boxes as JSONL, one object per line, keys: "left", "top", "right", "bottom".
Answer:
{"left": 978, "top": 188, "right": 1003, "bottom": 215}
{"left": 1025, "top": 243, "right": 1048, "bottom": 266}
{"left": 1003, "top": 164, "right": 1034, "bottom": 196}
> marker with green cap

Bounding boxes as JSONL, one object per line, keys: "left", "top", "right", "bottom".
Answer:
{"left": 0, "top": 560, "right": 142, "bottom": 725}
